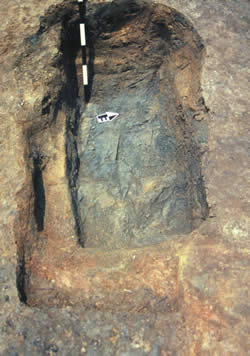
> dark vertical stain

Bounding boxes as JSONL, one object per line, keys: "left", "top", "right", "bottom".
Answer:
{"left": 33, "top": 167, "right": 45, "bottom": 232}
{"left": 32, "top": 152, "right": 46, "bottom": 232}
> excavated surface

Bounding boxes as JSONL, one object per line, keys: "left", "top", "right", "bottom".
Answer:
{"left": 0, "top": 0, "right": 249, "bottom": 355}
{"left": 76, "top": 1, "right": 208, "bottom": 248}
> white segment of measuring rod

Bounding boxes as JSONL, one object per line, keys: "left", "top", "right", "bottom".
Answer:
{"left": 82, "top": 65, "right": 88, "bottom": 86}
{"left": 80, "top": 23, "right": 86, "bottom": 46}
{"left": 78, "top": 0, "right": 83, "bottom": 2}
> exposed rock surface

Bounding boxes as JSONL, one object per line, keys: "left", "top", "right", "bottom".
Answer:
{"left": 0, "top": 0, "right": 249, "bottom": 355}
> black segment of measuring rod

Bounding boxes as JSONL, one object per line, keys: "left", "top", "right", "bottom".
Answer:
{"left": 78, "top": 0, "right": 87, "bottom": 22}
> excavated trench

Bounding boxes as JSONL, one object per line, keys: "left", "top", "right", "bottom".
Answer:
{"left": 75, "top": 0, "right": 209, "bottom": 248}
{"left": 17, "top": 0, "right": 209, "bottom": 306}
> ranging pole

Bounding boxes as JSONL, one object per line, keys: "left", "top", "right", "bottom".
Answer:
{"left": 82, "top": 65, "right": 88, "bottom": 85}
{"left": 80, "top": 23, "right": 86, "bottom": 46}
{"left": 78, "top": 0, "right": 88, "bottom": 86}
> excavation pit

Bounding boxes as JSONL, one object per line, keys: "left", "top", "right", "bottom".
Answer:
{"left": 75, "top": 0, "right": 209, "bottom": 249}
{"left": 17, "top": 0, "right": 209, "bottom": 309}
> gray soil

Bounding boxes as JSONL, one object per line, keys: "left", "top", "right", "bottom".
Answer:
{"left": 73, "top": 0, "right": 208, "bottom": 248}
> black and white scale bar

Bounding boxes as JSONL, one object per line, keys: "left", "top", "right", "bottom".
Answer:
{"left": 82, "top": 65, "right": 88, "bottom": 86}
{"left": 80, "top": 23, "right": 86, "bottom": 46}
{"left": 78, "top": 0, "right": 88, "bottom": 86}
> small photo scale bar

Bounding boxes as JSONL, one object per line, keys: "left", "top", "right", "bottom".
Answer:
{"left": 96, "top": 112, "right": 119, "bottom": 123}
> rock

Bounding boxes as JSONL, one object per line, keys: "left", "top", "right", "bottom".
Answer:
{"left": 0, "top": 0, "right": 249, "bottom": 355}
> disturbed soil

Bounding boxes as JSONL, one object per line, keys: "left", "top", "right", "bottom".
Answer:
{"left": 0, "top": 0, "right": 249, "bottom": 355}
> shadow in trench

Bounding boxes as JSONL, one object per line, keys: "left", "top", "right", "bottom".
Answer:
{"left": 84, "top": 28, "right": 95, "bottom": 103}
{"left": 59, "top": 3, "right": 96, "bottom": 245}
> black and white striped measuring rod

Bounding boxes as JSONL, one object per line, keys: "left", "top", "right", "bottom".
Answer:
{"left": 78, "top": 0, "right": 88, "bottom": 86}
